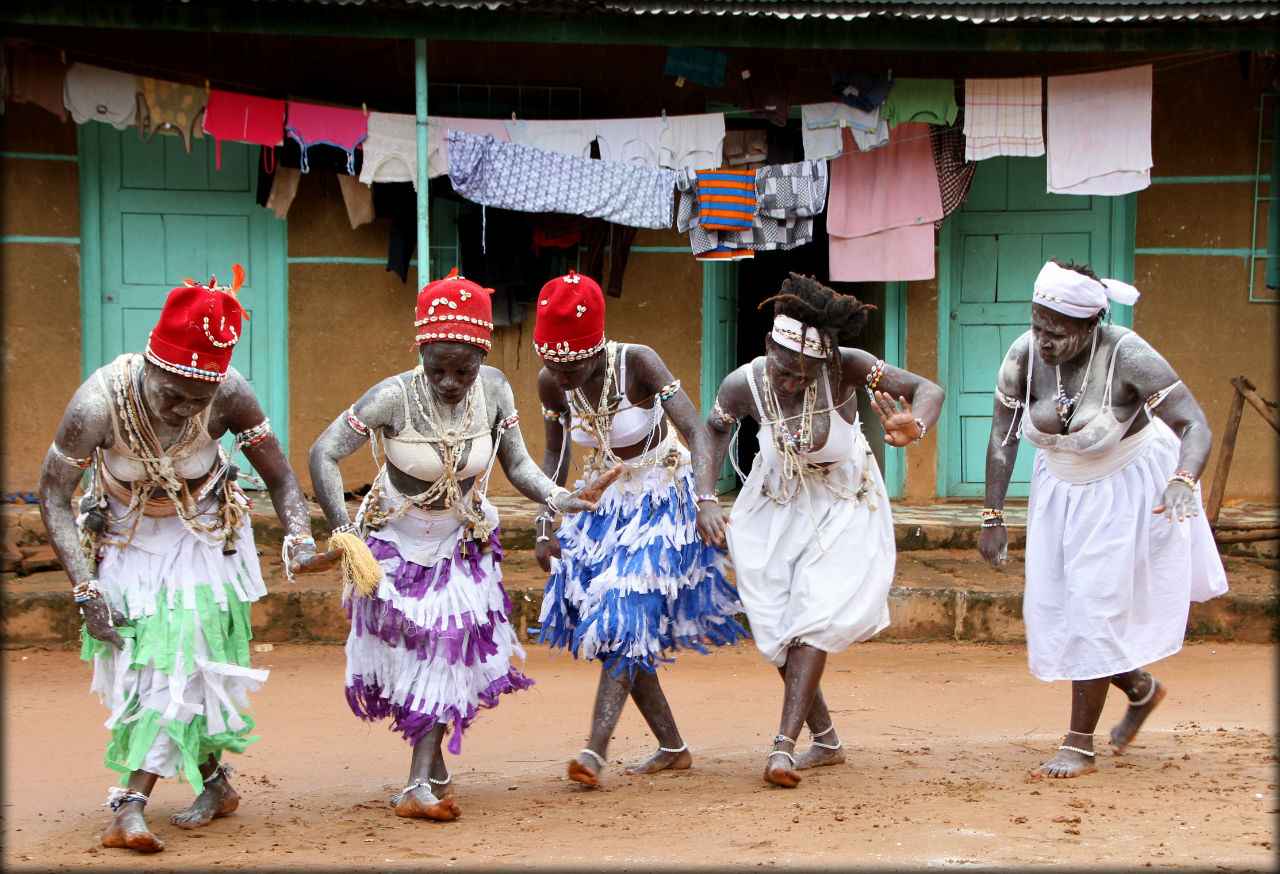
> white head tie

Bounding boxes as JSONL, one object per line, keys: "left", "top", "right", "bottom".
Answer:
{"left": 771, "top": 314, "right": 827, "bottom": 358}
{"left": 1033, "top": 261, "right": 1140, "bottom": 318}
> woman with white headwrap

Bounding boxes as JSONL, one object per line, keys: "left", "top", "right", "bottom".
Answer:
{"left": 978, "top": 259, "right": 1227, "bottom": 779}
{"left": 703, "top": 274, "right": 944, "bottom": 788}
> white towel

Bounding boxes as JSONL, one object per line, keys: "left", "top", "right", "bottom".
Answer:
{"left": 504, "top": 118, "right": 595, "bottom": 158}
{"left": 63, "top": 63, "right": 137, "bottom": 130}
{"left": 658, "top": 112, "right": 725, "bottom": 171}
{"left": 963, "top": 77, "right": 1045, "bottom": 161}
{"left": 1046, "top": 64, "right": 1152, "bottom": 196}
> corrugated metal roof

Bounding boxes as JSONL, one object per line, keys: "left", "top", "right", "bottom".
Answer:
{"left": 284, "top": 0, "right": 1280, "bottom": 23}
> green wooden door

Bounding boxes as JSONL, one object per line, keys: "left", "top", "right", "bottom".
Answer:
{"left": 938, "top": 157, "right": 1134, "bottom": 498}
{"left": 701, "top": 261, "right": 738, "bottom": 493}
{"left": 79, "top": 125, "right": 289, "bottom": 462}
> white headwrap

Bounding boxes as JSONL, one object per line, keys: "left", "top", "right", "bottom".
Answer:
{"left": 771, "top": 314, "right": 827, "bottom": 358}
{"left": 1032, "top": 261, "right": 1140, "bottom": 318}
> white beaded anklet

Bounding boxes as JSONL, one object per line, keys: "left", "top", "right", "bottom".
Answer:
{"left": 809, "top": 724, "right": 843, "bottom": 750}
{"left": 658, "top": 743, "right": 687, "bottom": 754}
{"left": 768, "top": 750, "right": 797, "bottom": 766}
{"left": 427, "top": 774, "right": 451, "bottom": 787}
{"left": 1128, "top": 673, "right": 1158, "bottom": 707}
{"left": 579, "top": 748, "right": 608, "bottom": 769}
{"left": 392, "top": 781, "right": 439, "bottom": 804}
{"left": 1059, "top": 731, "right": 1096, "bottom": 757}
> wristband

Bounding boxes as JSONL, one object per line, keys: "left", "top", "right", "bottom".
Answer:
{"left": 72, "top": 580, "right": 101, "bottom": 603}
{"left": 980, "top": 508, "right": 1005, "bottom": 528}
{"left": 1168, "top": 471, "right": 1198, "bottom": 489}
{"left": 695, "top": 494, "right": 720, "bottom": 504}
{"left": 913, "top": 417, "right": 928, "bottom": 444}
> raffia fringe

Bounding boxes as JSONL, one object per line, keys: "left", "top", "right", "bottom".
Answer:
{"left": 329, "top": 531, "right": 383, "bottom": 598}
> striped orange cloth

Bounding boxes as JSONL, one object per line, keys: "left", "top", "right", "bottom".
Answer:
{"left": 696, "top": 169, "right": 756, "bottom": 231}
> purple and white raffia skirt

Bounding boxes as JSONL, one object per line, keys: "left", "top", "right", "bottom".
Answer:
{"left": 344, "top": 482, "right": 532, "bottom": 753}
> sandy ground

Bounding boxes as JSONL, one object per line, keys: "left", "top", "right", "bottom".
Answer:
{"left": 2, "top": 640, "right": 1275, "bottom": 871}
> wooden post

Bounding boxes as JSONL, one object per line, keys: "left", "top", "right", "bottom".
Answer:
{"left": 1205, "top": 380, "right": 1246, "bottom": 528}
{"left": 1230, "top": 376, "right": 1280, "bottom": 433}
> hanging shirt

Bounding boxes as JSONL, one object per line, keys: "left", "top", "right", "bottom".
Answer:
{"left": 63, "top": 63, "right": 137, "bottom": 130}
{"left": 359, "top": 111, "right": 417, "bottom": 186}
{"left": 203, "top": 90, "right": 286, "bottom": 170}
{"left": 880, "top": 77, "right": 958, "bottom": 128}
{"left": 136, "top": 78, "right": 206, "bottom": 153}
{"left": 285, "top": 100, "right": 368, "bottom": 174}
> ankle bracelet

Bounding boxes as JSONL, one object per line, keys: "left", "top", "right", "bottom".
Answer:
{"left": 204, "top": 762, "right": 234, "bottom": 785}
{"left": 579, "top": 748, "right": 608, "bottom": 768}
{"left": 1128, "top": 672, "right": 1157, "bottom": 707}
{"left": 106, "top": 788, "right": 149, "bottom": 809}
{"left": 1058, "top": 745, "right": 1096, "bottom": 757}
{"left": 427, "top": 774, "right": 451, "bottom": 786}
{"left": 658, "top": 743, "right": 687, "bottom": 754}
{"left": 811, "top": 724, "right": 836, "bottom": 739}
{"left": 768, "top": 749, "right": 797, "bottom": 766}
{"left": 773, "top": 734, "right": 796, "bottom": 747}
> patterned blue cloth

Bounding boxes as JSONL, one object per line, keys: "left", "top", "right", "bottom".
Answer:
{"left": 447, "top": 130, "right": 676, "bottom": 230}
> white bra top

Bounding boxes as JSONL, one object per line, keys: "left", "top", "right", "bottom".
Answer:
{"left": 568, "top": 343, "right": 661, "bottom": 450}
{"left": 748, "top": 358, "right": 859, "bottom": 468}
{"left": 382, "top": 377, "right": 493, "bottom": 483}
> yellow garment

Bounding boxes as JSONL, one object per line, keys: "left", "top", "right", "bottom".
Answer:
{"left": 137, "top": 78, "right": 207, "bottom": 153}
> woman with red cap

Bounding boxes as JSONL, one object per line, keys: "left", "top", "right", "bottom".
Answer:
{"left": 38, "top": 270, "right": 342, "bottom": 853}
{"left": 309, "top": 269, "right": 616, "bottom": 821}
{"left": 532, "top": 270, "right": 746, "bottom": 787}
{"left": 703, "top": 273, "right": 944, "bottom": 789}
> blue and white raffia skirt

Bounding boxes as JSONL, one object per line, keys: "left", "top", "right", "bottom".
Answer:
{"left": 538, "top": 439, "right": 747, "bottom": 677}
{"left": 344, "top": 479, "right": 532, "bottom": 754}
{"left": 81, "top": 494, "right": 268, "bottom": 791}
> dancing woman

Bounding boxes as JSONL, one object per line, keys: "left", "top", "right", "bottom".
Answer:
{"left": 532, "top": 271, "right": 747, "bottom": 786}
{"left": 704, "top": 273, "right": 944, "bottom": 788}
{"left": 977, "top": 260, "right": 1226, "bottom": 778}
{"left": 309, "top": 269, "right": 615, "bottom": 820}
{"left": 39, "top": 271, "right": 341, "bottom": 852}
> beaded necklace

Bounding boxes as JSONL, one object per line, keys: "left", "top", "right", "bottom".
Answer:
{"left": 404, "top": 365, "right": 484, "bottom": 514}
{"left": 569, "top": 342, "right": 666, "bottom": 472}
{"left": 1053, "top": 328, "right": 1098, "bottom": 429}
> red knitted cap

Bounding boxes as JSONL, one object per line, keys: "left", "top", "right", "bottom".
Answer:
{"left": 414, "top": 268, "right": 494, "bottom": 350}
{"left": 532, "top": 271, "right": 606, "bottom": 362}
{"left": 144, "top": 267, "right": 248, "bottom": 382}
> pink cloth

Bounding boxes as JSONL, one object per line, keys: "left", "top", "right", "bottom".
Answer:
{"left": 1046, "top": 64, "right": 1152, "bottom": 196}
{"left": 284, "top": 101, "right": 369, "bottom": 174}
{"left": 203, "top": 89, "right": 286, "bottom": 169}
{"left": 826, "top": 123, "right": 942, "bottom": 281}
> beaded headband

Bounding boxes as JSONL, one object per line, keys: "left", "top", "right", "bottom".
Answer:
{"left": 771, "top": 314, "right": 827, "bottom": 359}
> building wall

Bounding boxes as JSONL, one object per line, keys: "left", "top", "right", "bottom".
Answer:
{"left": 2, "top": 42, "right": 1275, "bottom": 507}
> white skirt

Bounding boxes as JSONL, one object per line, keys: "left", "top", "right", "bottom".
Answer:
{"left": 727, "top": 432, "right": 895, "bottom": 667}
{"left": 1024, "top": 420, "right": 1228, "bottom": 682}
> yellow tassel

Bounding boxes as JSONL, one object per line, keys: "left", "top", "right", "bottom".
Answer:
{"left": 328, "top": 530, "right": 382, "bottom": 598}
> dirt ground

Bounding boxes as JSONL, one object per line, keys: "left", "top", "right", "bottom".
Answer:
{"left": 2, "top": 640, "right": 1275, "bottom": 871}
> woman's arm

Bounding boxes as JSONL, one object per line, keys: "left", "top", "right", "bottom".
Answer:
{"left": 977, "top": 339, "right": 1029, "bottom": 568}
{"left": 307, "top": 376, "right": 402, "bottom": 530}
{"left": 843, "top": 348, "right": 946, "bottom": 447}
{"left": 701, "top": 365, "right": 755, "bottom": 546}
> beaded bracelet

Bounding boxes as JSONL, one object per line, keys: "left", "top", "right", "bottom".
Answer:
{"left": 657, "top": 379, "right": 682, "bottom": 402}
{"left": 345, "top": 407, "right": 370, "bottom": 437}
{"left": 281, "top": 535, "right": 316, "bottom": 582}
{"left": 1168, "top": 471, "right": 1199, "bottom": 489}
{"left": 980, "top": 508, "right": 1005, "bottom": 528}
{"left": 51, "top": 443, "right": 94, "bottom": 469}
{"left": 913, "top": 418, "right": 928, "bottom": 444}
{"left": 545, "top": 487, "right": 573, "bottom": 514}
{"left": 865, "top": 359, "right": 886, "bottom": 390}
{"left": 331, "top": 522, "right": 355, "bottom": 535}
{"left": 712, "top": 399, "right": 739, "bottom": 426}
{"left": 72, "top": 580, "right": 101, "bottom": 603}
{"left": 695, "top": 494, "right": 719, "bottom": 504}
{"left": 234, "top": 418, "right": 272, "bottom": 448}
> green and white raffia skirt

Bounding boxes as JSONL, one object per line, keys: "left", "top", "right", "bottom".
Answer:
{"left": 79, "top": 495, "right": 268, "bottom": 792}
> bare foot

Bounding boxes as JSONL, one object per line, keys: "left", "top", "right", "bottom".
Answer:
{"left": 763, "top": 750, "right": 801, "bottom": 788}
{"left": 1030, "top": 735, "right": 1097, "bottom": 778}
{"left": 393, "top": 785, "right": 461, "bottom": 821}
{"left": 171, "top": 773, "right": 239, "bottom": 829}
{"left": 1110, "top": 676, "right": 1167, "bottom": 755}
{"left": 101, "top": 802, "right": 164, "bottom": 853}
{"left": 625, "top": 746, "right": 692, "bottom": 776}
{"left": 568, "top": 749, "right": 604, "bottom": 787}
{"left": 795, "top": 740, "right": 846, "bottom": 771}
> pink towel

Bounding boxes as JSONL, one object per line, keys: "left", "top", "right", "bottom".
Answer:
{"left": 285, "top": 101, "right": 369, "bottom": 174}
{"left": 827, "top": 123, "right": 942, "bottom": 281}
{"left": 1046, "top": 64, "right": 1152, "bottom": 195}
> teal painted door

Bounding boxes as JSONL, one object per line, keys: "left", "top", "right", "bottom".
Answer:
{"left": 939, "top": 157, "right": 1133, "bottom": 498}
{"left": 700, "top": 262, "right": 738, "bottom": 493}
{"left": 79, "top": 125, "right": 289, "bottom": 463}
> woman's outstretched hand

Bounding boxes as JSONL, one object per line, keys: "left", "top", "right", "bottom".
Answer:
{"left": 871, "top": 391, "right": 923, "bottom": 447}
{"left": 1152, "top": 480, "right": 1199, "bottom": 523}
{"left": 289, "top": 545, "right": 346, "bottom": 577}
{"left": 977, "top": 525, "right": 1009, "bottom": 569}
{"left": 558, "top": 464, "right": 622, "bottom": 514}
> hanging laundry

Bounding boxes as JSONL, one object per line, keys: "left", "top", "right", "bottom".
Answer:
{"left": 930, "top": 114, "right": 976, "bottom": 226}
{"left": 676, "top": 161, "right": 826, "bottom": 256}
{"left": 658, "top": 112, "right": 725, "bottom": 171}
{"left": 136, "top": 78, "right": 206, "bottom": 153}
{"left": 276, "top": 136, "right": 363, "bottom": 175}
{"left": 880, "top": 77, "right": 958, "bottom": 128}
{"left": 63, "top": 63, "right": 137, "bottom": 130}
{"left": 592, "top": 117, "right": 668, "bottom": 167}
{"left": 4, "top": 45, "right": 70, "bottom": 121}
{"left": 203, "top": 89, "right": 286, "bottom": 170}
{"left": 742, "top": 63, "right": 796, "bottom": 128}
{"left": 663, "top": 46, "right": 727, "bottom": 88}
{"left": 285, "top": 101, "right": 368, "bottom": 174}
{"left": 427, "top": 117, "right": 509, "bottom": 179}
{"left": 829, "top": 72, "right": 894, "bottom": 113}
{"left": 447, "top": 130, "right": 676, "bottom": 230}
{"left": 723, "top": 129, "right": 769, "bottom": 168}
{"left": 696, "top": 169, "right": 756, "bottom": 232}
{"left": 504, "top": 119, "right": 595, "bottom": 158}
{"left": 359, "top": 111, "right": 417, "bottom": 187}
{"left": 337, "top": 174, "right": 375, "bottom": 229}
{"left": 963, "top": 77, "right": 1044, "bottom": 161}
{"left": 373, "top": 181, "right": 417, "bottom": 283}
{"left": 1047, "top": 64, "right": 1152, "bottom": 196}
{"left": 800, "top": 102, "right": 888, "bottom": 160}
{"left": 264, "top": 166, "right": 302, "bottom": 220}
{"left": 827, "top": 123, "right": 943, "bottom": 281}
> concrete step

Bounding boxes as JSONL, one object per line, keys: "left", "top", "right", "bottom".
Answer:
{"left": 4, "top": 546, "right": 1275, "bottom": 648}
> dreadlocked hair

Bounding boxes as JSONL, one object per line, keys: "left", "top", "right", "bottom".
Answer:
{"left": 758, "top": 273, "right": 876, "bottom": 400}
